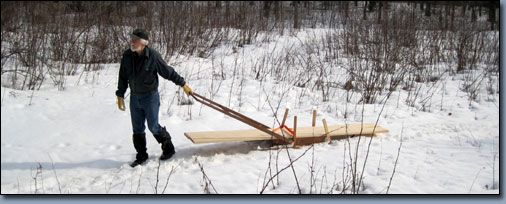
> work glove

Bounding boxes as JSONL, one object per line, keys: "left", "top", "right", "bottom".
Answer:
{"left": 117, "top": 96, "right": 125, "bottom": 111}
{"left": 183, "top": 83, "right": 193, "bottom": 96}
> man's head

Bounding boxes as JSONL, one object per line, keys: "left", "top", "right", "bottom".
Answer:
{"left": 130, "top": 28, "right": 149, "bottom": 53}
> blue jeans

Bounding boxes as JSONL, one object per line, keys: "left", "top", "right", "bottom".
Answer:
{"left": 130, "top": 91, "right": 162, "bottom": 136}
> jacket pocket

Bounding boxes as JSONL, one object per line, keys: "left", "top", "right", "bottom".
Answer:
{"left": 143, "top": 72, "right": 156, "bottom": 85}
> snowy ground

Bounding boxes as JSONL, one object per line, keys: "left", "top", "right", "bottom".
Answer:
{"left": 1, "top": 29, "right": 500, "bottom": 194}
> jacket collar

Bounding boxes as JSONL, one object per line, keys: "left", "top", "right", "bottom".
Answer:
{"left": 143, "top": 46, "right": 150, "bottom": 58}
{"left": 130, "top": 46, "right": 150, "bottom": 58}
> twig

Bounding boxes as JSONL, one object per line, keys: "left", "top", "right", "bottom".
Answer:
{"left": 118, "top": 180, "right": 127, "bottom": 194}
{"left": 351, "top": 101, "right": 365, "bottom": 193}
{"left": 1, "top": 87, "right": 6, "bottom": 107}
{"left": 17, "top": 177, "right": 20, "bottom": 194}
{"left": 386, "top": 123, "right": 404, "bottom": 194}
{"left": 357, "top": 90, "right": 395, "bottom": 192}
{"left": 28, "top": 87, "right": 35, "bottom": 106}
{"left": 136, "top": 167, "right": 143, "bottom": 194}
{"left": 492, "top": 153, "right": 497, "bottom": 189}
{"left": 195, "top": 157, "right": 218, "bottom": 194}
{"left": 262, "top": 86, "right": 302, "bottom": 193}
{"left": 261, "top": 143, "right": 277, "bottom": 191}
{"left": 155, "top": 159, "right": 161, "bottom": 194}
{"left": 468, "top": 167, "right": 485, "bottom": 193}
{"left": 161, "top": 165, "right": 177, "bottom": 194}
{"left": 377, "top": 138, "right": 383, "bottom": 176}
{"left": 106, "top": 166, "right": 123, "bottom": 194}
{"left": 48, "top": 154, "right": 62, "bottom": 194}
{"left": 260, "top": 144, "right": 313, "bottom": 194}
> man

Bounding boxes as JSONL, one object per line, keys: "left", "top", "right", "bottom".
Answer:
{"left": 115, "top": 28, "right": 193, "bottom": 167}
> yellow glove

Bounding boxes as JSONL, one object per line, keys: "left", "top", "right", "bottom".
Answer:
{"left": 183, "top": 83, "right": 193, "bottom": 96}
{"left": 117, "top": 96, "right": 125, "bottom": 111}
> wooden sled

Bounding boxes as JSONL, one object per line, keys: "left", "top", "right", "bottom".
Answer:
{"left": 185, "top": 123, "right": 388, "bottom": 146}
{"left": 186, "top": 92, "right": 389, "bottom": 147}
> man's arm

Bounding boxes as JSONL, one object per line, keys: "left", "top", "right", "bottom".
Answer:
{"left": 156, "top": 55, "right": 186, "bottom": 87}
{"left": 115, "top": 57, "right": 128, "bottom": 98}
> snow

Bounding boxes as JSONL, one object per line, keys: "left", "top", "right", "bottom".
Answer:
{"left": 1, "top": 28, "right": 500, "bottom": 194}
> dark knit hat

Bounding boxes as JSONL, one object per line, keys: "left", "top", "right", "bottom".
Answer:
{"left": 131, "top": 28, "right": 149, "bottom": 41}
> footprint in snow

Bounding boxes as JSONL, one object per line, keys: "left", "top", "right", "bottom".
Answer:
{"left": 109, "top": 145, "right": 121, "bottom": 150}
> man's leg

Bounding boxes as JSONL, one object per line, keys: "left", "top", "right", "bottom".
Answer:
{"left": 143, "top": 92, "right": 175, "bottom": 160}
{"left": 144, "top": 92, "right": 163, "bottom": 137}
{"left": 130, "top": 94, "right": 147, "bottom": 135}
{"left": 129, "top": 94, "right": 148, "bottom": 167}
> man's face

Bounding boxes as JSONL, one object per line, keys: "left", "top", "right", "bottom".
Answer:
{"left": 130, "top": 36, "right": 143, "bottom": 52}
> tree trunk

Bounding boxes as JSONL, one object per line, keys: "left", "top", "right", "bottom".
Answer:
{"left": 363, "top": 1, "right": 367, "bottom": 20}
{"left": 424, "top": 3, "right": 431, "bottom": 17}
{"left": 274, "top": 1, "right": 280, "bottom": 22}
{"left": 462, "top": 3, "right": 466, "bottom": 17}
{"left": 225, "top": 1, "right": 230, "bottom": 26}
{"left": 471, "top": 6, "right": 476, "bottom": 22}
{"left": 443, "top": 5, "right": 448, "bottom": 30}
{"left": 368, "top": 1, "right": 376, "bottom": 12}
{"left": 377, "top": 2, "right": 382, "bottom": 23}
{"left": 344, "top": 1, "right": 349, "bottom": 19}
{"left": 263, "top": 1, "right": 270, "bottom": 19}
{"left": 293, "top": 1, "right": 299, "bottom": 29}
{"left": 488, "top": 4, "right": 495, "bottom": 30}
{"left": 450, "top": 4, "right": 455, "bottom": 31}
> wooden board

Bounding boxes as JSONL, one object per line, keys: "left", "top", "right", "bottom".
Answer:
{"left": 184, "top": 123, "right": 388, "bottom": 144}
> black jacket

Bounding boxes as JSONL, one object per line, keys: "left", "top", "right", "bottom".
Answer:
{"left": 115, "top": 46, "right": 185, "bottom": 98}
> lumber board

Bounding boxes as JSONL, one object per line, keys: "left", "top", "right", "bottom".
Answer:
{"left": 184, "top": 123, "right": 388, "bottom": 144}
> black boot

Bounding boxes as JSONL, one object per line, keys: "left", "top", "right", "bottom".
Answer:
{"left": 154, "top": 127, "right": 175, "bottom": 160}
{"left": 130, "top": 133, "right": 148, "bottom": 167}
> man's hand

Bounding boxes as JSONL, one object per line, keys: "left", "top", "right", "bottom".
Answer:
{"left": 117, "top": 96, "right": 125, "bottom": 111}
{"left": 183, "top": 83, "right": 193, "bottom": 96}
